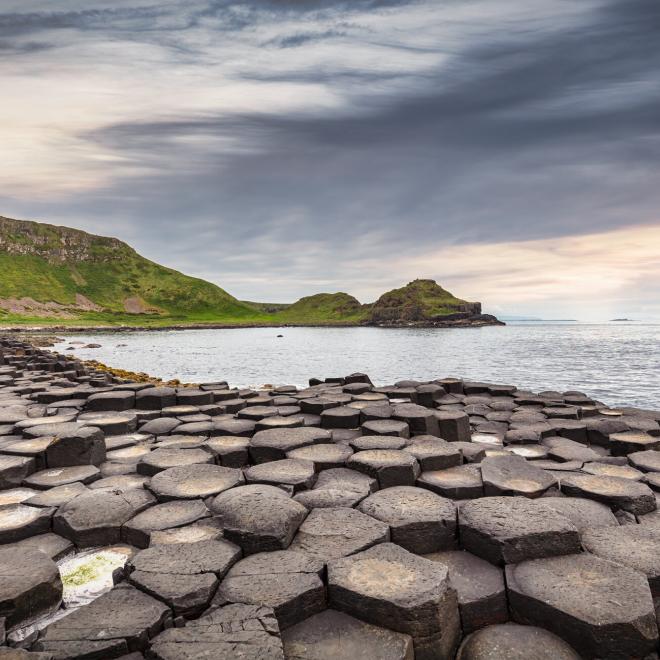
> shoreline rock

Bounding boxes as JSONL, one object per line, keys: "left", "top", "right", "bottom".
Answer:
{"left": 0, "top": 336, "right": 658, "bottom": 659}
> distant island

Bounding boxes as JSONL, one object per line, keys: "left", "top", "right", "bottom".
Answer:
{"left": 610, "top": 318, "right": 636, "bottom": 322}
{"left": 0, "top": 216, "right": 503, "bottom": 330}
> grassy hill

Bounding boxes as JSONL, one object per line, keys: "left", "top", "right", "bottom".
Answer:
{"left": 0, "top": 216, "right": 494, "bottom": 327}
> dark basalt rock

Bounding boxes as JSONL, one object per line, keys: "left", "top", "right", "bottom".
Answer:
{"left": 458, "top": 496, "right": 580, "bottom": 565}
{"left": 403, "top": 436, "right": 461, "bottom": 471}
{"left": 0, "top": 504, "right": 54, "bottom": 543}
{"left": 149, "top": 603, "right": 284, "bottom": 659}
{"left": 54, "top": 488, "right": 154, "bottom": 547}
{"left": 128, "top": 539, "right": 241, "bottom": 616}
{"left": 456, "top": 623, "right": 580, "bottom": 660}
{"left": 123, "top": 499, "right": 211, "bottom": 548}
{"left": 203, "top": 435, "right": 249, "bottom": 467}
{"left": 0, "top": 455, "right": 35, "bottom": 488}
{"left": 290, "top": 506, "right": 390, "bottom": 562}
{"left": 581, "top": 525, "right": 660, "bottom": 596}
{"left": 347, "top": 450, "right": 420, "bottom": 489}
{"left": 35, "top": 583, "right": 171, "bottom": 657}
{"left": 361, "top": 419, "right": 410, "bottom": 438}
{"left": 418, "top": 465, "right": 483, "bottom": 499}
{"left": 358, "top": 486, "right": 457, "bottom": 554}
{"left": 506, "top": 553, "right": 659, "bottom": 659}
{"left": 249, "top": 427, "right": 331, "bottom": 463}
{"left": 0, "top": 547, "right": 62, "bottom": 629}
{"left": 286, "top": 443, "right": 353, "bottom": 470}
{"left": 25, "top": 481, "right": 88, "bottom": 507}
{"left": 136, "top": 447, "right": 214, "bottom": 477}
{"left": 216, "top": 550, "right": 326, "bottom": 630}
{"left": 135, "top": 387, "right": 177, "bottom": 410}
{"left": 328, "top": 542, "right": 461, "bottom": 660}
{"left": 44, "top": 425, "right": 106, "bottom": 467}
{"left": 148, "top": 463, "right": 243, "bottom": 501}
{"left": 321, "top": 406, "right": 361, "bottom": 429}
{"left": 211, "top": 484, "right": 307, "bottom": 554}
{"left": 86, "top": 390, "right": 135, "bottom": 412}
{"left": 282, "top": 609, "right": 414, "bottom": 660}
{"left": 539, "top": 496, "right": 618, "bottom": 531}
{"left": 560, "top": 472, "right": 657, "bottom": 514}
{"left": 425, "top": 550, "right": 507, "bottom": 634}
{"left": 480, "top": 455, "right": 556, "bottom": 498}
{"left": 244, "top": 458, "right": 316, "bottom": 492}
{"left": 434, "top": 411, "right": 471, "bottom": 443}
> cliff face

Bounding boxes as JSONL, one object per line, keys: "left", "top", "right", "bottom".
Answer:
{"left": 0, "top": 217, "right": 131, "bottom": 263}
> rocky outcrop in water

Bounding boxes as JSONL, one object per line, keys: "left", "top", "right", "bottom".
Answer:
{"left": 1, "top": 338, "right": 658, "bottom": 658}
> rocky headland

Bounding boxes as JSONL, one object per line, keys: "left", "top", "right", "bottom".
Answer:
{"left": 0, "top": 216, "right": 502, "bottom": 330}
{"left": 0, "top": 337, "right": 659, "bottom": 659}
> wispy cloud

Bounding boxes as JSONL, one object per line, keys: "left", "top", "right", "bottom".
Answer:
{"left": 1, "top": 0, "right": 659, "bottom": 317}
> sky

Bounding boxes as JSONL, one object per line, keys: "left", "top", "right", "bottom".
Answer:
{"left": 1, "top": 0, "right": 659, "bottom": 320}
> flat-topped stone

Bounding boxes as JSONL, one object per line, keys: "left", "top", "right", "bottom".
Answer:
{"left": 24, "top": 465, "right": 100, "bottom": 489}
{"left": 456, "top": 623, "right": 580, "bottom": 660}
{"left": 581, "top": 525, "right": 660, "bottom": 596}
{"left": 204, "top": 436, "right": 249, "bottom": 467}
{"left": 506, "top": 553, "right": 658, "bottom": 658}
{"left": 135, "top": 387, "right": 177, "bottom": 410}
{"left": 244, "top": 458, "right": 316, "bottom": 492}
{"left": 149, "top": 603, "right": 284, "bottom": 659}
{"left": 286, "top": 443, "right": 353, "bottom": 471}
{"left": 137, "top": 447, "right": 214, "bottom": 476}
{"left": 434, "top": 411, "right": 471, "bottom": 443}
{"left": 359, "top": 486, "right": 456, "bottom": 554}
{"left": 249, "top": 427, "right": 332, "bottom": 463}
{"left": 418, "top": 465, "right": 483, "bottom": 499}
{"left": 480, "top": 455, "right": 555, "bottom": 497}
{"left": 0, "top": 547, "right": 62, "bottom": 629}
{"left": 282, "top": 609, "right": 414, "bottom": 660}
{"left": 321, "top": 406, "right": 361, "bottom": 429}
{"left": 609, "top": 431, "right": 660, "bottom": 456}
{"left": 0, "top": 504, "right": 54, "bottom": 543}
{"left": 328, "top": 542, "right": 460, "bottom": 660}
{"left": 361, "top": 419, "right": 410, "bottom": 438}
{"left": 123, "top": 499, "right": 211, "bottom": 548}
{"left": 35, "top": 583, "right": 171, "bottom": 658}
{"left": 425, "top": 550, "right": 507, "bottom": 634}
{"left": 148, "top": 463, "right": 243, "bottom": 501}
{"left": 54, "top": 488, "right": 154, "bottom": 548}
{"left": 290, "top": 507, "right": 389, "bottom": 562}
{"left": 217, "top": 550, "right": 326, "bottom": 630}
{"left": 211, "top": 484, "right": 307, "bottom": 554}
{"left": 458, "top": 496, "right": 580, "bottom": 565}
{"left": 128, "top": 539, "right": 241, "bottom": 616}
{"left": 25, "top": 481, "right": 88, "bottom": 508}
{"left": 0, "top": 455, "right": 35, "bottom": 488}
{"left": 539, "top": 496, "right": 618, "bottom": 531}
{"left": 347, "top": 450, "right": 420, "bottom": 489}
{"left": 403, "top": 437, "right": 461, "bottom": 471}
{"left": 560, "top": 472, "right": 657, "bottom": 514}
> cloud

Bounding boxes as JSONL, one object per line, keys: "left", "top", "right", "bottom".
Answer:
{"left": 1, "top": 0, "right": 659, "bottom": 317}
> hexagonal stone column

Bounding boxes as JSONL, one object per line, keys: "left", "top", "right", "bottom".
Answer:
{"left": 148, "top": 464, "right": 243, "bottom": 501}
{"left": 560, "top": 473, "right": 657, "bottom": 514}
{"left": 290, "top": 507, "right": 389, "bottom": 562}
{"left": 581, "top": 525, "right": 660, "bottom": 596}
{"left": 149, "top": 603, "right": 284, "bottom": 659}
{"left": 480, "top": 455, "right": 556, "bottom": 498}
{"left": 282, "top": 609, "right": 414, "bottom": 660}
{"left": 458, "top": 497, "right": 580, "bottom": 565}
{"left": 392, "top": 404, "right": 439, "bottom": 436}
{"left": 506, "top": 553, "right": 659, "bottom": 658}
{"left": 0, "top": 547, "right": 62, "bottom": 629}
{"left": 403, "top": 436, "right": 461, "bottom": 471}
{"left": 249, "top": 427, "right": 332, "bottom": 463}
{"left": 54, "top": 488, "right": 154, "bottom": 548}
{"left": 216, "top": 550, "right": 325, "bottom": 629}
{"left": 434, "top": 411, "right": 470, "bottom": 443}
{"left": 128, "top": 539, "right": 241, "bottom": 616}
{"left": 418, "top": 465, "right": 483, "bottom": 499}
{"left": 244, "top": 459, "right": 316, "bottom": 492}
{"left": 456, "top": 623, "right": 580, "bottom": 660}
{"left": 328, "top": 542, "right": 461, "bottom": 660}
{"left": 0, "top": 455, "right": 35, "bottom": 489}
{"left": 211, "top": 484, "right": 308, "bottom": 554}
{"left": 0, "top": 504, "right": 54, "bottom": 544}
{"left": 34, "top": 583, "right": 171, "bottom": 658}
{"left": 347, "top": 450, "right": 420, "bottom": 489}
{"left": 424, "top": 550, "right": 507, "bottom": 634}
{"left": 358, "top": 486, "right": 456, "bottom": 554}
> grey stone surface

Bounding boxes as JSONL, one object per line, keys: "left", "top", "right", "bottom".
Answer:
{"left": 282, "top": 609, "right": 414, "bottom": 660}
{"left": 480, "top": 455, "right": 556, "bottom": 497}
{"left": 137, "top": 447, "right": 214, "bottom": 476}
{"left": 424, "top": 550, "right": 507, "bottom": 634}
{"left": 456, "top": 623, "right": 580, "bottom": 660}
{"left": 0, "top": 547, "right": 62, "bottom": 629}
{"left": 244, "top": 459, "right": 316, "bottom": 492}
{"left": 418, "top": 465, "right": 483, "bottom": 499}
{"left": 211, "top": 484, "right": 307, "bottom": 554}
{"left": 358, "top": 486, "right": 456, "bottom": 554}
{"left": 148, "top": 463, "right": 243, "bottom": 501}
{"left": 328, "top": 542, "right": 461, "bottom": 660}
{"left": 35, "top": 583, "right": 171, "bottom": 657}
{"left": 249, "top": 427, "right": 332, "bottom": 463}
{"left": 347, "top": 450, "right": 420, "bottom": 489}
{"left": 539, "top": 496, "right": 618, "bottom": 531}
{"left": 217, "top": 550, "right": 326, "bottom": 630}
{"left": 560, "top": 473, "right": 657, "bottom": 514}
{"left": 506, "top": 553, "right": 659, "bottom": 659}
{"left": 149, "top": 603, "right": 284, "bottom": 659}
{"left": 0, "top": 504, "right": 54, "bottom": 544}
{"left": 290, "top": 506, "right": 390, "bottom": 562}
{"left": 458, "top": 497, "right": 580, "bottom": 565}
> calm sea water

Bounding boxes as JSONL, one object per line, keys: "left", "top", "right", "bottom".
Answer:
{"left": 54, "top": 322, "right": 660, "bottom": 410}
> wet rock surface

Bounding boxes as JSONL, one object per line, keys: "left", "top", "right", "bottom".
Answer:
{"left": 0, "top": 338, "right": 659, "bottom": 658}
